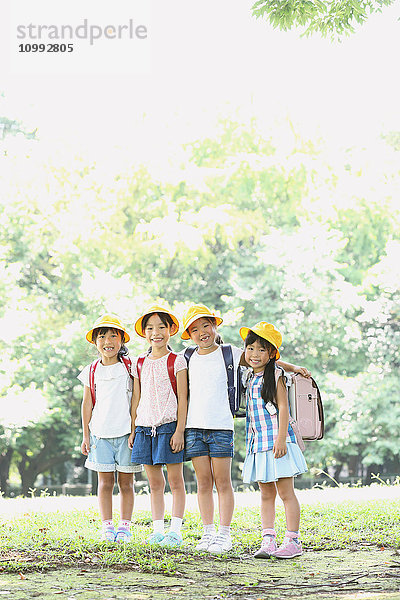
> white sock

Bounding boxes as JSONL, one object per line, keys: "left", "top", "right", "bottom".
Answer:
{"left": 102, "top": 519, "right": 114, "bottom": 530}
{"left": 153, "top": 519, "right": 164, "bottom": 534}
{"left": 204, "top": 524, "right": 216, "bottom": 535}
{"left": 118, "top": 519, "right": 131, "bottom": 530}
{"left": 169, "top": 517, "right": 183, "bottom": 536}
{"left": 218, "top": 525, "right": 231, "bottom": 538}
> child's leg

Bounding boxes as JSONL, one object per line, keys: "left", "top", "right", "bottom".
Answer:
{"left": 253, "top": 482, "right": 278, "bottom": 558}
{"left": 211, "top": 457, "right": 234, "bottom": 527}
{"left": 114, "top": 472, "right": 135, "bottom": 542}
{"left": 97, "top": 471, "right": 115, "bottom": 521}
{"left": 191, "top": 456, "right": 215, "bottom": 526}
{"left": 206, "top": 457, "right": 234, "bottom": 554}
{"left": 259, "top": 481, "right": 277, "bottom": 530}
{"left": 117, "top": 472, "right": 135, "bottom": 520}
{"left": 158, "top": 462, "right": 186, "bottom": 548}
{"left": 145, "top": 463, "right": 166, "bottom": 526}
{"left": 165, "top": 462, "right": 186, "bottom": 519}
{"left": 275, "top": 477, "right": 300, "bottom": 532}
{"left": 273, "top": 477, "right": 303, "bottom": 558}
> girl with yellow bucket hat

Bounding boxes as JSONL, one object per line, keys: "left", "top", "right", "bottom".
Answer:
{"left": 181, "top": 304, "right": 308, "bottom": 555}
{"left": 78, "top": 314, "right": 142, "bottom": 543}
{"left": 128, "top": 305, "right": 188, "bottom": 548}
{"left": 240, "top": 322, "right": 308, "bottom": 559}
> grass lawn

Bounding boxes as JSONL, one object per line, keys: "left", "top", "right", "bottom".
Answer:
{"left": 0, "top": 485, "right": 400, "bottom": 599}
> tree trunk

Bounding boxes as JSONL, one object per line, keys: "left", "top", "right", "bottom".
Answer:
{"left": 0, "top": 448, "right": 13, "bottom": 496}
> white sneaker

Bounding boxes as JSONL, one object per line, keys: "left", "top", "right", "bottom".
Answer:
{"left": 195, "top": 532, "right": 216, "bottom": 551}
{"left": 208, "top": 533, "right": 232, "bottom": 554}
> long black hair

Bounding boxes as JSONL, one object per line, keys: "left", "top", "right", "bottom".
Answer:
{"left": 244, "top": 331, "right": 278, "bottom": 406}
{"left": 92, "top": 327, "right": 129, "bottom": 359}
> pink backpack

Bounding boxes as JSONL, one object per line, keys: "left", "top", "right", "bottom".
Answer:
{"left": 286, "top": 373, "right": 324, "bottom": 450}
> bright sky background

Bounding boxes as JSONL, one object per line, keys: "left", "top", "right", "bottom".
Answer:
{"left": 2, "top": 0, "right": 400, "bottom": 162}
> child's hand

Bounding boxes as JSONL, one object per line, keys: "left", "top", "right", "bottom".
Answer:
{"left": 273, "top": 439, "right": 287, "bottom": 459}
{"left": 128, "top": 430, "right": 135, "bottom": 449}
{"left": 170, "top": 431, "right": 184, "bottom": 453}
{"left": 294, "top": 365, "right": 311, "bottom": 378}
{"left": 81, "top": 438, "right": 90, "bottom": 456}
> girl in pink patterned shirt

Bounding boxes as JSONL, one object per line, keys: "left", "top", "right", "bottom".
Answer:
{"left": 128, "top": 305, "right": 188, "bottom": 548}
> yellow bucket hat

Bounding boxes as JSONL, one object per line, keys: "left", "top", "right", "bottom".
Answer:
{"left": 134, "top": 305, "right": 180, "bottom": 338}
{"left": 86, "top": 314, "right": 130, "bottom": 344}
{"left": 181, "top": 304, "right": 223, "bottom": 340}
{"left": 239, "top": 322, "right": 282, "bottom": 359}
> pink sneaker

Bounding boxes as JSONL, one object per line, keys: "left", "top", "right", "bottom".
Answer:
{"left": 254, "top": 535, "right": 277, "bottom": 559}
{"left": 272, "top": 534, "right": 303, "bottom": 559}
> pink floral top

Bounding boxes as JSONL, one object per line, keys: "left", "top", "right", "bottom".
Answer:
{"left": 132, "top": 352, "right": 187, "bottom": 428}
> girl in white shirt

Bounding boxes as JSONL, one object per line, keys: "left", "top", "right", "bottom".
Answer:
{"left": 78, "top": 314, "right": 142, "bottom": 543}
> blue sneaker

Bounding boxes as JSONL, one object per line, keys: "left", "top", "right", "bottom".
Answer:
{"left": 158, "top": 532, "right": 182, "bottom": 548}
{"left": 101, "top": 526, "right": 116, "bottom": 542}
{"left": 115, "top": 528, "right": 132, "bottom": 543}
{"left": 146, "top": 532, "right": 165, "bottom": 545}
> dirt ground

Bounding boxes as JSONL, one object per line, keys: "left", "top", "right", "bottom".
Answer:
{"left": 1, "top": 547, "right": 400, "bottom": 600}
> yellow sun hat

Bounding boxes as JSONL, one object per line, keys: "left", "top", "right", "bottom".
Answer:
{"left": 181, "top": 304, "right": 223, "bottom": 340}
{"left": 134, "top": 305, "right": 180, "bottom": 338}
{"left": 86, "top": 314, "right": 131, "bottom": 344}
{"left": 239, "top": 322, "right": 282, "bottom": 359}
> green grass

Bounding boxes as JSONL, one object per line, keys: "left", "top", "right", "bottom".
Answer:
{"left": 1, "top": 497, "right": 399, "bottom": 575}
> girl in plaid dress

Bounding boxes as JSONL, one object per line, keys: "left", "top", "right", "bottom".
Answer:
{"left": 240, "top": 322, "right": 308, "bottom": 560}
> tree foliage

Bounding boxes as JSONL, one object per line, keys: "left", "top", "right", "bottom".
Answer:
{"left": 252, "top": 0, "right": 396, "bottom": 38}
{"left": 0, "top": 116, "right": 399, "bottom": 494}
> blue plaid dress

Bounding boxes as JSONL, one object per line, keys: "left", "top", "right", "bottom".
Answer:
{"left": 243, "top": 371, "right": 307, "bottom": 484}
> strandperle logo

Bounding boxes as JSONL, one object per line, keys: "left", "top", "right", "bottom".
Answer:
{"left": 16, "top": 19, "right": 148, "bottom": 45}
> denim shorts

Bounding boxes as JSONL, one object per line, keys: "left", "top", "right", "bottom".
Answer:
{"left": 85, "top": 433, "right": 143, "bottom": 473}
{"left": 130, "top": 422, "right": 184, "bottom": 466}
{"left": 184, "top": 428, "right": 234, "bottom": 460}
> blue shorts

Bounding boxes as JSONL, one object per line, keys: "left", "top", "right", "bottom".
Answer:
{"left": 131, "top": 422, "right": 184, "bottom": 466}
{"left": 86, "top": 433, "right": 143, "bottom": 473}
{"left": 184, "top": 428, "right": 234, "bottom": 460}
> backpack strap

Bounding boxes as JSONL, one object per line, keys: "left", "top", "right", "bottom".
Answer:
{"left": 221, "top": 344, "right": 236, "bottom": 416}
{"left": 89, "top": 359, "right": 101, "bottom": 407}
{"left": 121, "top": 356, "right": 133, "bottom": 379}
{"left": 137, "top": 353, "right": 178, "bottom": 397}
{"left": 184, "top": 346, "right": 196, "bottom": 364}
{"left": 167, "top": 352, "right": 178, "bottom": 397}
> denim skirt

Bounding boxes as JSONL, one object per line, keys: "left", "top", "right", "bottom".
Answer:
{"left": 131, "top": 421, "right": 184, "bottom": 466}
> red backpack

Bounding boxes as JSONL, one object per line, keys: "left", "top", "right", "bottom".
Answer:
{"left": 89, "top": 356, "right": 133, "bottom": 407}
{"left": 136, "top": 352, "right": 178, "bottom": 397}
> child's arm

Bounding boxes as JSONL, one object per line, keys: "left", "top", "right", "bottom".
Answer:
{"left": 170, "top": 369, "right": 188, "bottom": 453}
{"left": 128, "top": 377, "right": 140, "bottom": 450}
{"left": 273, "top": 377, "right": 289, "bottom": 458}
{"left": 276, "top": 359, "right": 311, "bottom": 378}
{"left": 81, "top": 386, "right": 92, "bottom": 456}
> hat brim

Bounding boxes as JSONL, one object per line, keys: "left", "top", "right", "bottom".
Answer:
{"left": 86, "top": 325, "right": 130, "bottom": 344}
{"left": 135, "top": 310, "right": 180, "bottom": 338}
{"left": 239, "top": 326, "right": 280, "bottom": 359}
{"left": 181, "top": 314, "right": 223, "bottom": 340}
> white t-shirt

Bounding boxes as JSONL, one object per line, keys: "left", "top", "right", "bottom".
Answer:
{"left": 78, "top": 361, "right": 133, "bottom": 438}
{"left": 185, "top": 345, "right": 243, "bottom": 431}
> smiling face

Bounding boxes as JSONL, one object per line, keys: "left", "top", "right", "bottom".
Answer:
{"left": 187, "top": 317, "right": 218, "bottom": 352}
{"left": 244, "top": 338, "right": 275, "bottom": 373}
{"left": 143, "top": 313, "right": 176, "bottom": 351}
{"left": 94, "top": 327, "right": 123, "bottom": 365}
